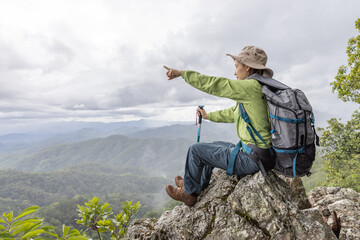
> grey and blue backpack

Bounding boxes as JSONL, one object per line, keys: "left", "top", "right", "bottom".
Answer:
{"left": 226, "top": 74, "right": 320, "bottom": 178}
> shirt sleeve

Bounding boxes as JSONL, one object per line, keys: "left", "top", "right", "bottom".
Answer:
{"left": 208, "top": 105, "right": 236, "bottom": 123}
{"left": 182, "top": 70, "right": 262, "bottom": 103}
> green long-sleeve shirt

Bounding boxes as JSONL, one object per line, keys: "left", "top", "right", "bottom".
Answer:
{"left": 182, "top": 70, "right": 271, "bottom": 149}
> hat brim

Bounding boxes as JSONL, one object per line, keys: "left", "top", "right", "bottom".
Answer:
{"left": 227, "top": 53, "right": 273, "bottom": 78}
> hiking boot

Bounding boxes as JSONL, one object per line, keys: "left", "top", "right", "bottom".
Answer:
{"left": 175, "top": 176, "right": 184, "bottom": 188}
{"left": 165, "top": 185, "right": 197, "bottom": 206}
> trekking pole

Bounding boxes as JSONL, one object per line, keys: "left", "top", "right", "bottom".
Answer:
{"left": 196, "top": 105, "right": 204, "bottom": 142}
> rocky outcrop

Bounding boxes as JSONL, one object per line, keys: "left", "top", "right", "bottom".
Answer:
{"left": 127, "top": 170, "right": 338, "bottom": 239}
{"left": 308, "top": 186, "right": 360, "bottom": 240}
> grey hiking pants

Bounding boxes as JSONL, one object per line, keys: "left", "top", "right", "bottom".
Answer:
{"left": 183, "top": 141, "right": 260, "bottom": 195}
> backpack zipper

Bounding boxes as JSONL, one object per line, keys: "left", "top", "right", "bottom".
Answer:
{"left": 294, "top": 90, "right": 307, "bottom": 147}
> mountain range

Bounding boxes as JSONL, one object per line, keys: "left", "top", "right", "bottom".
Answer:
{"left": 0, "top": 120, "right": 238, "bottom": 175}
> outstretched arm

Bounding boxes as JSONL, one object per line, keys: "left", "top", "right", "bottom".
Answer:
{"left": 164, "top": 66, "right": 236, "bottom": 123}
{"left": 165, "top": 68, "right": 260, "bottom": 103}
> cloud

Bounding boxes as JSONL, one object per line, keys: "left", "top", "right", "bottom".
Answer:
{"left": 0, "top": 0, "right": 359, "bottom": 133}
{"left": 0, "top": 44, "right": 30, "bottom": 71}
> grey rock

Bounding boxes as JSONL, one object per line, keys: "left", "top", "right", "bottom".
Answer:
{"left": 127, "top": 170, "right": 336, "bottom": 240}
{"left": 309, "top": 186, "right": 360, "bottom": 240}
{"left": 276, "top": 174, "right": 312, "bottom": 210}
{"left": 228, "top": 172, "right": 335, "bottom": 240}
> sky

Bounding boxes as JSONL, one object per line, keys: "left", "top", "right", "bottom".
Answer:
{"left": 0, "top": 0, "right": 359, "bottom": 134}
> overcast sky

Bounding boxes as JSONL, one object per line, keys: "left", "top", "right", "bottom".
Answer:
{"left": 0, "top": 0, "right": 359, "bottom": 134}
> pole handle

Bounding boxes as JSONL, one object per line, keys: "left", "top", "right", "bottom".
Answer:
{"left": 198, "top": 105, "right": 204, "bottom": 124}
{"left": 196, "top": 105, "right": 204, "bottom": 143}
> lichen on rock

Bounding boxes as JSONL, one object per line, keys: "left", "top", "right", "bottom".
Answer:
{"left": 127, "top": 170, "right": 339, "bottom": 239}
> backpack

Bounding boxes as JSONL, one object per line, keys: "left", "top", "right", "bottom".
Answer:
{"left": 226, "top": 74, "right": 320, "bottom": 179}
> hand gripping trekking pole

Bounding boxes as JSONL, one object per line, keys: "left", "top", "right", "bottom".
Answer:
{"left": 196, "top": 106, "right": 204, "bottom": 142}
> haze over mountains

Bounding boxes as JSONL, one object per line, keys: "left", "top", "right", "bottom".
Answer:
{"left": 0, "top": 120, "right": 238, "bottom": 175}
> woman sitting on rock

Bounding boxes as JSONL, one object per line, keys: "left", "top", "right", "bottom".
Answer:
{"left": 163, "top": 46, "right": 275, "bottom": 206}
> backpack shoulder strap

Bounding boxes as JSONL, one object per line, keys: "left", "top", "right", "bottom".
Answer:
{"left": 238, "top": 103, "right": 271, "bottom": 150}
{"left": 247, "top": 73, "right": 291, "bottom": 90}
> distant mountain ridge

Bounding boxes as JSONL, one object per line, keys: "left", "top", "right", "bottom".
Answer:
{"left": 5, "top": 135, "right": 191, "bottom": 177}
{"left": 0, "top": 121, "right": 239, "bottom": 176}
{"left": 125, "top": 122, "right": 238, "bottom": 142}
{"left": 0, "top": 119, "right": 183, "bottom": 148}
{"left": 0, "top": 120, "right": 237, "bottom": 148}
{"left": 0, "top": 120, "right": 191, "bottom": 164}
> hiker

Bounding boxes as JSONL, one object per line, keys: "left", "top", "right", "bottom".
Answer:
{"left": 163, "top": 46, "right": 276, "bottom": 206}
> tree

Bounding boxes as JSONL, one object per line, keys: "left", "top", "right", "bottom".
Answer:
{"left": 331, "top": 18, "right": 360, "bottom": 103}
{"left": 320, "top": 18, "right": 360, "bottom": 192}
{"left": 319, "top": 110, "right": 360, "bottom": 191}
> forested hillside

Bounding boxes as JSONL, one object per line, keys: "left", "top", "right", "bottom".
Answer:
{"left": 3, "top": 135, "right": 191, "bottom": 176}
{"left": 0, "top": 121, "right": 236, "bottom": 172}
{"left": 0, "top": 166, "right": 168, "bottom": 212}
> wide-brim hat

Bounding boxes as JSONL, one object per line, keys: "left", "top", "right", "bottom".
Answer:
{"left": 227, "top": 46, "right": 274, "bottom": 78}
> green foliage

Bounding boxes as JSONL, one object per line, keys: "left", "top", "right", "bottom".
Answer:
{"left": 35, "top": 192, "right": 160, "bottom": 237}
{"left": 37, "top": 195, "right": 90, "bottom": 236}
{"left": 1, "top": 196, "right": 141, "bottom": 240}
{"left": 97, "top": 201, "right": 140, "bottom": 239}
{"left": 319, "top": 18, "right": 360, "bottom": 193}
{"left": 43, "top": 224, "right": 88, "bottom": 240}
{"left": 76, "top": 196, "right": 112, "bottom": 239}
{"left": 0, "top": 206, "right": 44, "bottom": 239}
{"left": 77, "top": 197, "right": 140, "bottom": 240}
{"left": 318, "top": 110, "right": 360, "bottom": 192}
{"left": 331, "top": 18, "right": 360, "bottom": 103}
{"left": 0, "top": 206, "right": 87, "bottom": 240}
